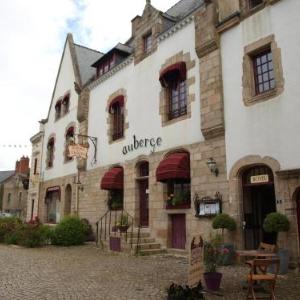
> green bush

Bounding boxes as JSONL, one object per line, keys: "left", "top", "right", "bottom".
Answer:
{"left": 3, "top": 223, "right": 52, "bottom": 247}
{"left": 18, "top": 224, "right": 52, "bottom": 247}
{"left": 51, "top": 215, "right": 88, "bottom": 246}
{"left": 212, "top": 213, "right": 237, "bottom": 232}
{"left": 263, "top": 212, "right": 290, "bottom": 233}
{"left": 0, "top": 217, "right": 22, "bottom": 243}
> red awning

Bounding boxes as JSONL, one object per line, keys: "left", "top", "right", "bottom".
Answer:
{"left": 109, "top": 95, "right": 124, "bottom": 113}
{"left": 101, "top": 167, "right": 124, "bottom": 190}
{"left": 159, "top": 62, "right": 187, "bottom": 87}
{"left": 45, "top": 186, "right": 61, "bottom": 201}
{"left": 156, "top": 152, "right": 190, "bottom": 182}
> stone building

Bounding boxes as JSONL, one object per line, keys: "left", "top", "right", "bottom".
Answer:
{"left": 29, "top": 0, "right": 300, "bottom": 258}
{"left": 2, "top": 156, "right": 30, "bottom": 219}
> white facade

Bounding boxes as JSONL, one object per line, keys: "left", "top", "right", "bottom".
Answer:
{"left": 221, "top": 0, "right": 300, "bottom": 174}
{"left": 87, "top": 21, "right": 202, "bottom": 169}
{"left": 42, "top": 41, "right": 78, "bottom": 181}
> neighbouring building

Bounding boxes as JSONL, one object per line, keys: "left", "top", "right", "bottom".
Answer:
{"left": 2, "top": 156, "right": 30, "bottom": 218}
{"left": 0, "top": 170, "right": 15, "bottom": 210}
{"left": 28, "top": 0, "right": 300, "bottom": 259}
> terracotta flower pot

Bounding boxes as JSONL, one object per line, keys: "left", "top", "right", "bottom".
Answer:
{"left": 203, "top": 272, "right": 222, "bottom": 290}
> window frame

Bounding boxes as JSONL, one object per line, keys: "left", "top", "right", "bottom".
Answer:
{"left": 242, "top": 35, "right": 284, "bottom": 106}
{"left": 65, "top": 127, "right": 75, "bottom": 162}
{"left": 168, "top": 80, "right": 187, "bottom": 120}
{"left": 46, "top": 137, "right": 55, "bottom": 168}
{"left": 143, "top": 32, "right": 152, "bottom": 54}
{"left": 252, "top": 47, "right": 275, "bottom": 95}
{"left": 111, "top": 101, "right": 124, "bottom": 141}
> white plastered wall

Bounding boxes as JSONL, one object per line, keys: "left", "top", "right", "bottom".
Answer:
{"left": 88, "top": 21, "right": 202, "bottom": 169}
{"left": 42, "top": 42, "right": 78, "bottom": 181}
{"left": 221, "top": 0, "right": 300, "bottom": 175}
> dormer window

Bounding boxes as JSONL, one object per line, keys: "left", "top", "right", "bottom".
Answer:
{"left": 62, "top": 94, "right": 70, "bottom": 115}
{"left": 97, "top": 54, "right": 116, "bottom": 77}
{"left": 249, "top": 0, "right": 263, "bottom": 9}
{"left": 46, "top": 137, "right": 55, "bottom": 168}
{"left": 144, "top": 33, "right": 152, "bottom": 54}
{"left": 55, "top": 101, "right": 62, "bottom": 120}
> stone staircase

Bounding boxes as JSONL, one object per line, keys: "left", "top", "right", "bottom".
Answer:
{"left": 127, "top": 229, "right": 166, "bottom": 256}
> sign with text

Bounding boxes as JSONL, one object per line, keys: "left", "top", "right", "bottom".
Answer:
{"left": 68, "top": 144, "right": 88, "bottom": 159}
{"left": 188, "top": 235, "right": 204, "bottom": 287}
{"left": 250, "top": 174, "right": 269, "bottom": 184}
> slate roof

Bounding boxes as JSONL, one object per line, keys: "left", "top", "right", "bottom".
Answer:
{"left": 0, "top": 171, "right": 15, "bottom": 183}
{"left": 165, "top": 0, "right": 204, "bottom": 20}
{"left": 74, "top": 44, "right": 103, "bottom": 85}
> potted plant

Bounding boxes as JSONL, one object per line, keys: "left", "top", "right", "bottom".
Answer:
{"left": 263, "top": 212, "right": 290, "bottom": 274}
{"left": 203, "top": 241, "right": 223, "bottom": 291}
{"left": 116, "top": 214, "right": 131, "bottom": 233}
{"left": 166, "top": 190, "right": 191, "bottom": 209}
{"left": 212, "top": 213, "right": 237, "bottom": 265}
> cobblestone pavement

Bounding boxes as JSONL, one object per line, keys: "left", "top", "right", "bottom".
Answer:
{"left": 0, "top": 244, "right": 300, "bottom": 300}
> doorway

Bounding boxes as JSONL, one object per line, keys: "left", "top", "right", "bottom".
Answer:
{"left": 242, "top": 165, "right": 277, "bottom": 249}
{"left": 137, "top": 161, "right": 149, "bottom": 227}
{"left": 139, "top": 180, "right": 149, "bottom": 227}
{"left": 171, "top": 214, "right": 186, "bottom": 249}
{"left": 64, "top": 184, "right": 72, "bottom": 216}
{"left": 295, "top": 189, "right": 300, "bottom": 249}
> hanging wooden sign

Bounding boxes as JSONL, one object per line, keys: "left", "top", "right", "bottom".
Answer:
{"left": 68, "top": 144, "right": 88, "bottom": 159}
{"left": 188, "top": 235, "right": 204, "bottom": 287}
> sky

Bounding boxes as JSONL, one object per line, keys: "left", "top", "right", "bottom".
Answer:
{"left": 0, "top": 0, "right": 179, "bottom": 171}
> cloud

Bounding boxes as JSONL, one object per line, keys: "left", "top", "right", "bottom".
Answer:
{"left": 0, "top": 0, "right": 179, "bottom": 170}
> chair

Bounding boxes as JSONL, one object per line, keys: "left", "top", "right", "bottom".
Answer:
{"left": 258, "top": 242, "right": 277, "bottom": 253}
{"left": 246, "top": 243, "right": 277, "bottom": 266}
{"left": 246, "top": 258, "right": 280, "bottom": 300}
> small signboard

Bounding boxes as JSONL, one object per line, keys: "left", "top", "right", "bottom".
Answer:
{"left": 188, "top": 235, "right": 204, "bottom": 287}
{"left": 250, "top": 174, "right": 269, "bottom": 184}
{"left": 68, "top": 144, "right": 88, "bottom": 159}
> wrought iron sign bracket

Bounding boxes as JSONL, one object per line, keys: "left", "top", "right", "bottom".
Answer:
{"left": 74, "top": 134, "right": 98, "bottom": 165}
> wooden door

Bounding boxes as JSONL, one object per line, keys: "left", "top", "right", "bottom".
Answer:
{"left": 296, "top": 192, "right": 300, "bottom": 249}
{"left": 139, "top": 180, "right": 149, "bottom": 227}
{"left": 171, "top": 214, "right": 186, "bottom": 249}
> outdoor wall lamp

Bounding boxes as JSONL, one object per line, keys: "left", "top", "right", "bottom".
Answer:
{"left": 206, "top": 157, "right": 219, "bottom": 177}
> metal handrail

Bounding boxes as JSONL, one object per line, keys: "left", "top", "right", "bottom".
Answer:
{"left": 96, "top": 209, "right": 141, "bottom": 254}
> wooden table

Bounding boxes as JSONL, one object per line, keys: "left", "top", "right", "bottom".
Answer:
{"left": 236, "top": 250, "right": 278, "bottom": 258}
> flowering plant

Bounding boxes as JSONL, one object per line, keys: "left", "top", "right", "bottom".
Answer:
{"left": 203, "top": 241, "right": 229, "bottom": 273}
{"left": 166, "top": 190, "right": 190, "bottom": 206}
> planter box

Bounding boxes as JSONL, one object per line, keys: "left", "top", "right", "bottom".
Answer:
{"left": 166, "top": 203, "right": 191, "bottom": 209}
{"left": 110, "top": 236, "right": 121, "bottom": 252}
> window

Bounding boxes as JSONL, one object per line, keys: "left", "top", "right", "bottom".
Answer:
{"left": 144, "top": 33, "right": 152, "bottom": 54}
{"left": 167, "top": 180, "right": 191, "bottom": 207}
{"left": 19, "top": 192, "right": 22, "bottom": 204}
{"left": 252, "top": 48, "right": 275, "bottom": 94}
{"left": 110, "top": 101, "right": 124, "bottom": 141}
{"left": 7, "top": 193, "right": 11, "bottom": 206}
{"left": 62, "top": 95, "right": 70, "bottom": 115}
{"left": 252, "top": 48, "right": 275, "bottom": 95}
{"left": 169, "top": 81, "right": 187, "bottom": 120}
{"left": 55, "top": 101, "right": 62, "bottom": 120}
{"left": 46, "top": 137, "right": 55, "bottom": 168}
{"left": 242, "top": 35, "right": 284, "bottom": 105}
{"left": 108, "top": 190, "right": 123, "bottom": 210}
{"left": 159, "top": 62, "right": 187, "bottom": 121}
{"left": 65, "top": 127, "right": 74, "bottom": 161}
{"left": 249, "top": 0, "right": 263, "bottom": 9}
{"left": 33, "top": 158, "right": 38, "bottom": 175}
{"left": 97, "top": 54, "right": 115, "bottom": 77}
{"left": 139, "top": 162, "right": 149, "bottom": 177}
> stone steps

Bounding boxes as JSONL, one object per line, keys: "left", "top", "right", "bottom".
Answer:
{"left": 137, "top": 248, "right": 167, "bottom": 256}
{"left": 133, "top": 242, "right": 161, "bottom": 250}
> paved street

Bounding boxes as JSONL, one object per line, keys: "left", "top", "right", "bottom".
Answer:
{"left": 1, "top": 244, "right": 300, "bottom": 299}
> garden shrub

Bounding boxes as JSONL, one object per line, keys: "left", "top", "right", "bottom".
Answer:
{"left": 17, "top": 224, "right": 52, "bottom": 247}
{"left": 0, "top": 217, "right": 22, "bottom": 243}
{"left": 51, "top": 215, "right": 88, "bottom": 246}
{"left": 81, "top": 218, "right": 95, "bottom": 242}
